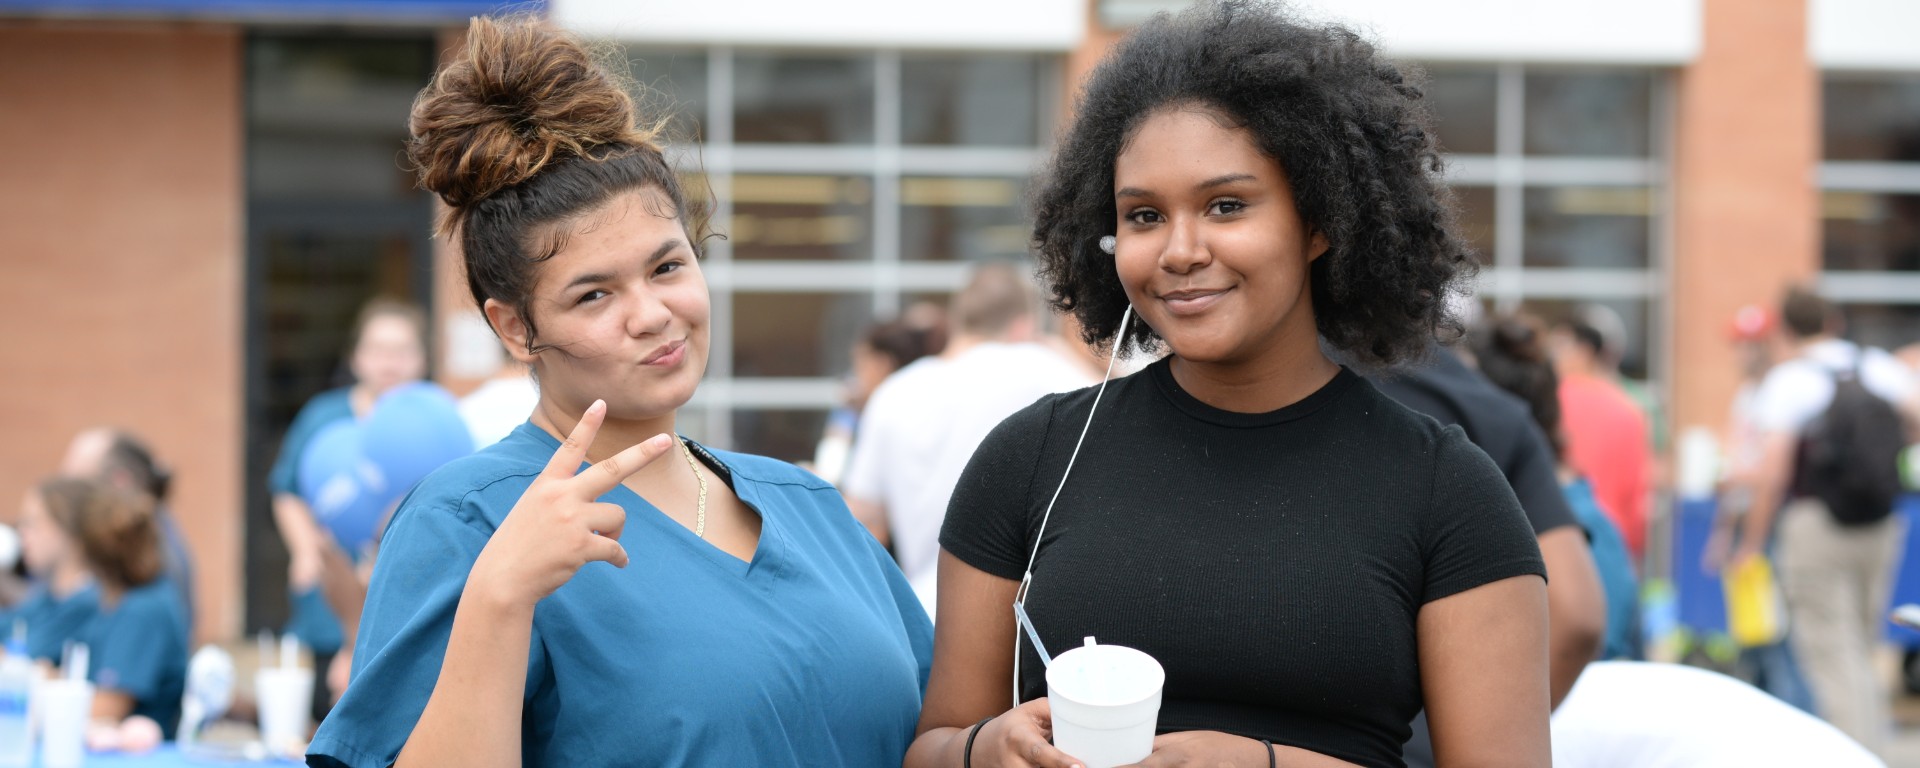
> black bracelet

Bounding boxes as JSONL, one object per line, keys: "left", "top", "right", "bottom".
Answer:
{"left": 963, "top": 717, "right": 992, "bottom": 768}
{"left": 1262, "top": 739, "right": 1275, "bottom": 768}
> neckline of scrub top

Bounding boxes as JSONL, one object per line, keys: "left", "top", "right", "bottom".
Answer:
{"left": 523, "top": 427, "right": 778, "bottom": 579}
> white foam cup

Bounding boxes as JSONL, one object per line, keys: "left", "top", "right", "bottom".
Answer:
{"left": 38, "top": 678, "right": 92, "bottom": 768}
{"left": 255, "top": 666, "right": 313, "bottom": 758}
{"left": 1046, "top": 637, "right": 1165, "bottom": 768}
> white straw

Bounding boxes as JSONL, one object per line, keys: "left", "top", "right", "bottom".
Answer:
{"left": 66, "top": 643, "right": 88, "bottom": 682}
{"left": 280, "top": 634, "right": 298, "bottom": 670}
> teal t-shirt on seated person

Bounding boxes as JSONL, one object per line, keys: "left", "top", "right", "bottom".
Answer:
{"left": 307, "top": 422, "right": 934, "bottom": 768}
{"left": 82, "top": 581, "right": 189, "bottom": 739}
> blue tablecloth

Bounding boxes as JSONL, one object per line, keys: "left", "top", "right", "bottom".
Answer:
{"left": 26, "top": 744, "right": 303, "bottom": 767}
{"left": 1671, "top": 494, "right": 1920, "bottom": 646}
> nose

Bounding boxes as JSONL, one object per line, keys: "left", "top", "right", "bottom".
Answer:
{"left": 1158, "top": 214, "right": 1211, "bottom": 275}
{"left": 624, "top": 288, "right": 672, "bottom": 338}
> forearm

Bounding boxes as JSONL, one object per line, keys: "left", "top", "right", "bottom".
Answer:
{"left": 903, "top": 725, "right": 968, "bottom": 768}
{"left": 317, "top": 543, "right": 367, "bottom": 643}
{"left": 395, "top": 581, "right": 533, "bottom": 768}
{"left": 1537, "top": 528, "right": 1603, "bottom": 708}
{"left": 272, "top": 495, "right": 324, "bottom": 589}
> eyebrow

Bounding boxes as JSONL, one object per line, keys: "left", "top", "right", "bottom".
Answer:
{"left": 1115, "top": 173, "right": 1259, "bottom": 201}
{"left": 559, "top": 238, "right": 687, "bottom": 292}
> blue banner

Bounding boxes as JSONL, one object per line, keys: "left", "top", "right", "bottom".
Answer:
{"left": 0, "top": 0, "right": 544, "bottom": 22}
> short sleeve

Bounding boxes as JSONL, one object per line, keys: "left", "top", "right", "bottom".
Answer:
{"left": 1500, "top": 418, "right": 1578, "bottom": 535}
{"left": 841, "top": 387, "right": 895, "bottom": 503}
{"left": 270, "top": 393, "right": 343, "bottom": 497}
{"left": 938, "top": 398, "right": 1055, "bottom": 581}
{"left": 1752, "top": 362, "right": 1829, "bottom": 435}
{"left": 306, "top": 498, "right": 501, "bottom": 768}
{"left": 1420, "top": 427, "right": 1547, "bottom": 604}
{"left": 87, "top": 600, "right": 175, "bottom": 701}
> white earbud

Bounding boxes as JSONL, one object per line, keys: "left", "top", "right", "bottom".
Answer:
{"left": 1098, "top": 235, "right": 1116, "bottom": 255}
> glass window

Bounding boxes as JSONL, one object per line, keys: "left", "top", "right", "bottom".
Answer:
{"left": 1423, "top": 66, "right": 1498, "bottom": 155}
{"left": 1520, "top": 298, "right": 1651, "bottom": 380}
{"left": 1838, "top": 304, "right": 1920, "bottom": 352}
{"left": 732, "top": 291, "right": 873, "bottom": 377}
{"left": 247, "top": 37, "right": 428, "bottom": 201}
{"left": 1822, "top": 75, "right": 1920, "bottom": 163}
{"left": 1822, "top": 192, "right": 1920, "bottom": 272}
{"left": 733, "top": 53, "right": 874, "bottom": 144}
{"left": 1523, "top": 186, "right": 1651, "bottom": 269}
{"left": 901, "top": 55, "right": 1045, "bottom": 146}
{"left": 900, "top": 176, "right": 1030, "bottom": 261}
{"left": 628, "top": 48, "right": 710, "bottom": 142}
{"left": 733, "top": 409, "right": 830, "bottom": 463}
{"left": 1523, "top": 70, "right": 1652, "bottom": 157}
{"left": 1452, "top": 185, "right": 1496, "bottom": 265}
{"left": 729, "top": 174, "right": 874, "bottom": 261}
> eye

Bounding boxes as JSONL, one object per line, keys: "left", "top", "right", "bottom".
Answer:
{"left": 1124, "top": 208, "right": 1164, "bottom": 226}
{"left": 1208, "top": 199, "right": 1247, "bottom": 216}
{"left": 654, "top": 259, "right": 684, "bottom": 277}
{"left": 575, "top": 289, "right": 609, "bottom": 306}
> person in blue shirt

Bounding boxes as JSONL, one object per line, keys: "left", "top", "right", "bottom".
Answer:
{"left": 33, "top": 477, "right": 189, "bottom": 738}
{"left": 3, "top": 482, "right": 101, "bottom": 663}
{"left": 306, "top": 15, "right": 932, "bottom": 768}
{"left": 267, "top": 297, "right": 427, "bottom": 718}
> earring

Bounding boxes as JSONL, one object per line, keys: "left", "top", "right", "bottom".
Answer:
{"left": 1098, "top": 235, "right": 1116, "bottom": 255}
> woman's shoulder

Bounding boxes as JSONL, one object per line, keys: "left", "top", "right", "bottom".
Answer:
{"left": 393, "top": 429, "right": 555, "bottom": 529}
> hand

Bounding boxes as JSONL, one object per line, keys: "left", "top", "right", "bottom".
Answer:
{"left": 1119, "top": 731, "right": 1269, "bottom": 767}
{"left": 972, "top": 698, "right": 1084, "bottom": 768}
{"left": 1727, "top": 540, "right": 1764, "bottom": 573}
{"left": 1701, "top": 527, "right": 1731, "bottom": 575}
{"left": 468, "top": 400, "right": 673, "bottom": 611}
{"left": 328, "top": 646, "right": 352, "bottom": 703}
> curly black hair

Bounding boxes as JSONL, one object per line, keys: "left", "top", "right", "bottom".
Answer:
{"left": 1031, "top": 0, "right": 1474, "bottom": 365}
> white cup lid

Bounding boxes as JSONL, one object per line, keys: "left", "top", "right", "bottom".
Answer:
{"left": 1046, "top": 637, "right": 1165, "bottom": 707}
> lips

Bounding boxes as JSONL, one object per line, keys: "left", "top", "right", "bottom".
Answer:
{"left": 640, "top": 339, "right": 687, "bottom": 366}
{"left": 1160, "top": 287, "right": 1231, "bottom": 316}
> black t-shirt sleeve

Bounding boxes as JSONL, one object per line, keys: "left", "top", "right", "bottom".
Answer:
{"left": 1421, "top": 426, "right": 1549, "bottom": 604}
{"left": 1500, "top": 416, "right": 1578, "bottom": 535}
{"left": 939, "top": 397, "right": 1056, "bottom": 581}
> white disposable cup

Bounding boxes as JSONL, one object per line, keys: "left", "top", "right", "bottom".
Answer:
{"left": 255, "top": 667, "right": 313, "bottom": 757}
{"left": 38, "top": 678, "right": 92, "bottom": 768}
{"left": 1046, "top": 638, "right": 1165, "bottom": 768}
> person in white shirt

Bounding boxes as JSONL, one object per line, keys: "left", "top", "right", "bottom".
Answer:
{"left": 1736, "top": 287, "right": 1918, "bottom": 754}
{"left": 841, "top": 263, "right": 1094, "bottom": 618}
{"left": 1550, "top": 661, "right": 1882, "bottom": 768}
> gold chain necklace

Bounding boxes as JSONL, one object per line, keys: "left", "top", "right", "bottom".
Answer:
{"left": 676, "top": 437, "right": 709, "bottom": 538}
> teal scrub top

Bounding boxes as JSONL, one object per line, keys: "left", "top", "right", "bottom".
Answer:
{"left": 0, "top": 582, "right": 99, "bottom": 662}
{"left": 82, "top": 581, "right": 189, "bottom": 738}
{"left": 308, "top": 423, "right": 934, "bottom": 768}
{"left": 269, "top": 387, "right": 352, "bottom": 656}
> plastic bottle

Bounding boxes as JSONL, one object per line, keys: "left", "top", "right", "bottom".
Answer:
{"left": 0, "top": 620, "right": 33, "bottom": 767}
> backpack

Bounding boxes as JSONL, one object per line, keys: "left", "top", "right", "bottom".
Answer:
{"left": 1797, "top": 355, "right": 1906, "bottom": 526}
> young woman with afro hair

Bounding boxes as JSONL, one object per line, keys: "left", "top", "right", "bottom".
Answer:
{"left": 910, "top": 3, "right": 1551, "bottom": 767}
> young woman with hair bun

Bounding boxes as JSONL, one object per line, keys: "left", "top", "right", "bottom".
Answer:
{"left": 306, "top": 16, "right": 931, "bottom": 768}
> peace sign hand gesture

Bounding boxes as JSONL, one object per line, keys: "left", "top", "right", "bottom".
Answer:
{"left": 468, "top": 399, "right": 675, "bottom": 611}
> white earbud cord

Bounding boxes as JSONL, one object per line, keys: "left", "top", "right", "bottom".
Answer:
{"left": 1011, "top": 304, "right": 1133, "bottom": 709}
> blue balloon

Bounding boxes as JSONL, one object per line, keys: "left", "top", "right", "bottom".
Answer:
{"left": 361, "top": 382, "right": 476, "bottom": 512}
{"left": 296, "top": 420, "right": 389, "bottom": 555}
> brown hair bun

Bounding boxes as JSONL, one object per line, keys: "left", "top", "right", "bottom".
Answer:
{"left": 408, "top": 15, "right": 661, "bottom": 222}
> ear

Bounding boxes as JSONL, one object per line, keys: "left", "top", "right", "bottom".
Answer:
{"left": 483, "top": 298, "right": 540, "bottom": 366}
{"left": 1306, "top": 230, "right": 1330, "bottom": 263}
